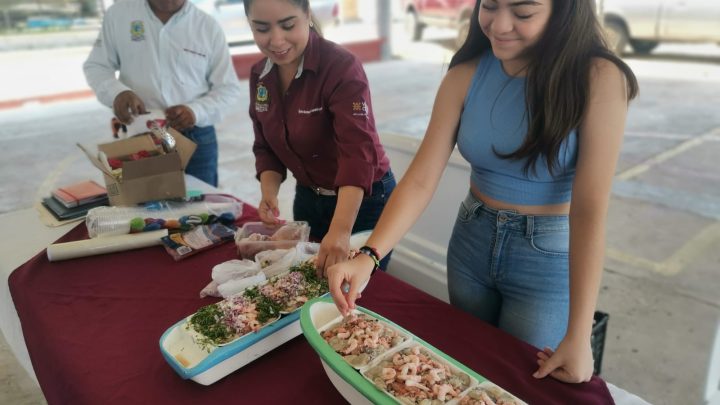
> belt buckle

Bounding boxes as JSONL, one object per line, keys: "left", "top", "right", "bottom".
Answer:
{"left": 313, "top": 186, "right": 335, "bottom": 196}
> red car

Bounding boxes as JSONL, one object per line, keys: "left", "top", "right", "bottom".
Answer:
{"left": 403, "top": 0, "right": 477, "bottom": 48}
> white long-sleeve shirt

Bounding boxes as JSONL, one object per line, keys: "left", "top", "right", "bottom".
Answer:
{"left": 83, "top": 0, "right": 241, "bottom": 127}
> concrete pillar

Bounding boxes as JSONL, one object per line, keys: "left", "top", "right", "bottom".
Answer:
{"left": 377, "top": 0, "right": 392, "bottom": 60}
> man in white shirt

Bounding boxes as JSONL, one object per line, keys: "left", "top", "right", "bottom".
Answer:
{"left": 83, "top": 0, "right": 242, "bottom": 187}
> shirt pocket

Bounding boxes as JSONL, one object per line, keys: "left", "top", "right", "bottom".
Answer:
{"left": 172, "top": 46, "right": 209, "bottom": 91}
{"left": 291, "top": 108, "right": 332, "bottom": 149}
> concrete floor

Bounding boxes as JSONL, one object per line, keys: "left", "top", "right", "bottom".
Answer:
{"left": 1, "top": 26, "right": 720, "bottom": 405}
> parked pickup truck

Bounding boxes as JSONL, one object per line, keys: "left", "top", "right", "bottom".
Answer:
{"left": 402, "top": 0, "right": 476, "bottom": 48}
{"left": 601, "top": 0, "right": 720, "bottom": 55}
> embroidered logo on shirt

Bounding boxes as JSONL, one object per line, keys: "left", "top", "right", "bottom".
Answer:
{"left": 183, "top": 48, "right": 207, "bottom": 58}
{"left": 255, "top": 83, "right": 269, "bottom": 112}
{"left": 130, "top": 21, "right": 145, "bottom": 42}
{"left": 298, "top": 107, "right": 323, "bottom": 115}
{"left": 352, "top": 101, "right": 368, "bottom": 117}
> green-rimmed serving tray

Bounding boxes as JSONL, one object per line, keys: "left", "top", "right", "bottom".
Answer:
{"left": 300, "top": 297, "right": 492, "bottom": 404}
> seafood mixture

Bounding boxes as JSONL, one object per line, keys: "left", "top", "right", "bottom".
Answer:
{"left": 187, "top": 294, "right": 278, "bottom": 350}
{"left": 253, "top": 260, "right": 328, "bottom": 312}
{"left": 218, "top": 295, "right": 264, "bottom": 336}
{"left": 457, "top": 384, "right": 524, "bottom": 405}
{"left": 364, "top": 345, "right": 472, "bottom": 404}
{"left": 187, "top": 260, "right": 327, "bottom": 350}
{"left": 243, "top": 222, "right": 307, "bottom": 242}
{"left": 321, "top": 313, "right": 407, "bottom": 367}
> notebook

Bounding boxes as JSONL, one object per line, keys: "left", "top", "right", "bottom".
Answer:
{"left": 52, "top": 180, "right": 108, "bottom": 208}
{"left": 42, "top": 195, "right": 109, "bottom": 221}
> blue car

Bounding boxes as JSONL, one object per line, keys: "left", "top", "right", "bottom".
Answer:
{"left": 25, "top": 16, "right": 73, "bottom": 30}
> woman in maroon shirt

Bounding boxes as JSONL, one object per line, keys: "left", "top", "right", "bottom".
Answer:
{"left": 244, "top": 0, "right": 394, "bottom": 273}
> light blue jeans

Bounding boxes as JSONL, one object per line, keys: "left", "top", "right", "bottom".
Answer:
{"left": 447, "top": 191, "right": 570, "bottom": 350}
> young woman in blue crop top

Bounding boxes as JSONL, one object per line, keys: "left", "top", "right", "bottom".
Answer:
{"left": 328, "top": 0, "right": 639, "bottom": 384}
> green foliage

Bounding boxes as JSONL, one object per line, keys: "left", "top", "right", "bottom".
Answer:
{"left": 79, "top": 0, "right": 97, "bottom": 16}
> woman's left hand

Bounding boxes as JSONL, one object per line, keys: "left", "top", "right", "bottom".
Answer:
{"left": 316, "top": 229, "right": 351, "bottom": 277}
{"left": 533, "top": 335, "right": 594, "bottom": 383}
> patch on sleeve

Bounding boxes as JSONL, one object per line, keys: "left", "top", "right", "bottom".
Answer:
{"left": 94, "top": 38, "right": 102, "bottom": 48}
{"left": 352, "top": 100, "right": 369, "bottom": 117}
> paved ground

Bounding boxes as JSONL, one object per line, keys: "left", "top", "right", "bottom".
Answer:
{"left": 1, "top": 24, "right": 720, "bottom": 405}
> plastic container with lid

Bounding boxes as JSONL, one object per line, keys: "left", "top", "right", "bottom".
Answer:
{"left": 234, "top": 221, "right": 310, "bottom": 259}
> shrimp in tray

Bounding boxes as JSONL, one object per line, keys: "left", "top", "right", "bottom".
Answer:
{"left": 320, "top": 313, "right": 409, "bottom": 368}
{"left": 362, "top": 344, "right": 474, "bottom": 405}
{"left": 457, "top": 382, "right": 527, "bottom": 405}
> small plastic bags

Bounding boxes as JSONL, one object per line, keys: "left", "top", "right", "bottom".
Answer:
{"left": 199, "top": 242, "right": 321, "bottom": 298}
{"left": 212, "top": 259, "right": 258, "bottom": 284}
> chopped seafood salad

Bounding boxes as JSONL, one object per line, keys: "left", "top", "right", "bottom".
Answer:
{"left": 187, "top": 260, "right": 327, "bottom": 350}
{"left": 457, "top": 383, "right": 526, "bottom": 405}
{"left": 254, "top": 260, "right": 328, "bottom": 313}
{"left": 321, "top": 313, "right": 408, "bottom": 368}
{"left": 363, "top": 344, "right": 473, "bottom": 404}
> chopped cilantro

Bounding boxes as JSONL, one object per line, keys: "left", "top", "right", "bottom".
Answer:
{"left": 243, "top": 285, "right": 259, "bottom": 299}
{"left": 255, "top": 295, "right": 282, "bottom": 323}
{"left": 189, "top": 304, "right": 234, "bottom": 347}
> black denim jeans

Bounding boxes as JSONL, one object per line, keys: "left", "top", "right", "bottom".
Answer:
{"left": 293, "top": 169, "right": 396, "bottom": 270}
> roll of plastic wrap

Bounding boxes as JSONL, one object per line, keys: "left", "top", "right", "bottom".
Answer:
{"left": 47, "top": 229, "right": 168, "bottom": 262}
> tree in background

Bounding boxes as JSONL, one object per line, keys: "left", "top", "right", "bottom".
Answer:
{"left": 0, "top": 0, "right": 22, "bottom": 31}
{"left": 79, "top": 0, "right": 97, "bottom": 16}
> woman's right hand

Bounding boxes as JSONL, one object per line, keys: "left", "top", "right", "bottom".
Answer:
{"left": 326, "top": 253, "right": 375, "bottom": 316}
{"left": 258, "top": 195, "right": 280, "bottom": 225}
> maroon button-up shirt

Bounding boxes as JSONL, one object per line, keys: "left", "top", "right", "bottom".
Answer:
{"left": 249, "top": 30, "right": 390, "bottom": 195}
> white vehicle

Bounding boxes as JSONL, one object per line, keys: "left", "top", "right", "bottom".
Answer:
{"left": 191, "top": 0, "right": 339, "bottom": 44}
{"left": 600, "top": 0, "right": 720, "bottom": 55}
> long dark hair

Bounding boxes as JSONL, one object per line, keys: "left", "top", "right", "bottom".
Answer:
{"left": 242, "top": 0, "right": 323, "bottom": 36}
{"left": 451, "top": 0, "right": 639, "bottom": 175}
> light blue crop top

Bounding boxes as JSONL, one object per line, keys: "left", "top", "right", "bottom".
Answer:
{"left": 456, "top": 52, "right": 578, "bottom": 205}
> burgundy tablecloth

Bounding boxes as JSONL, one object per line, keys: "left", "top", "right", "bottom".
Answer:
{"left": 9, "top": 206, "right": 614, "bottom": 405}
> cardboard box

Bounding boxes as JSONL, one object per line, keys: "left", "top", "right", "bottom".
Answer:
{"left": 79, "top": 128, "right": 196, "bottom": 206}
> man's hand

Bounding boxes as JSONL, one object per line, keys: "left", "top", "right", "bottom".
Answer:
{"left": 165, "top": 105, "right": 196, "bottom": 131}
{"left": 113, "top": 90, "right": 147, "bottom": 124}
